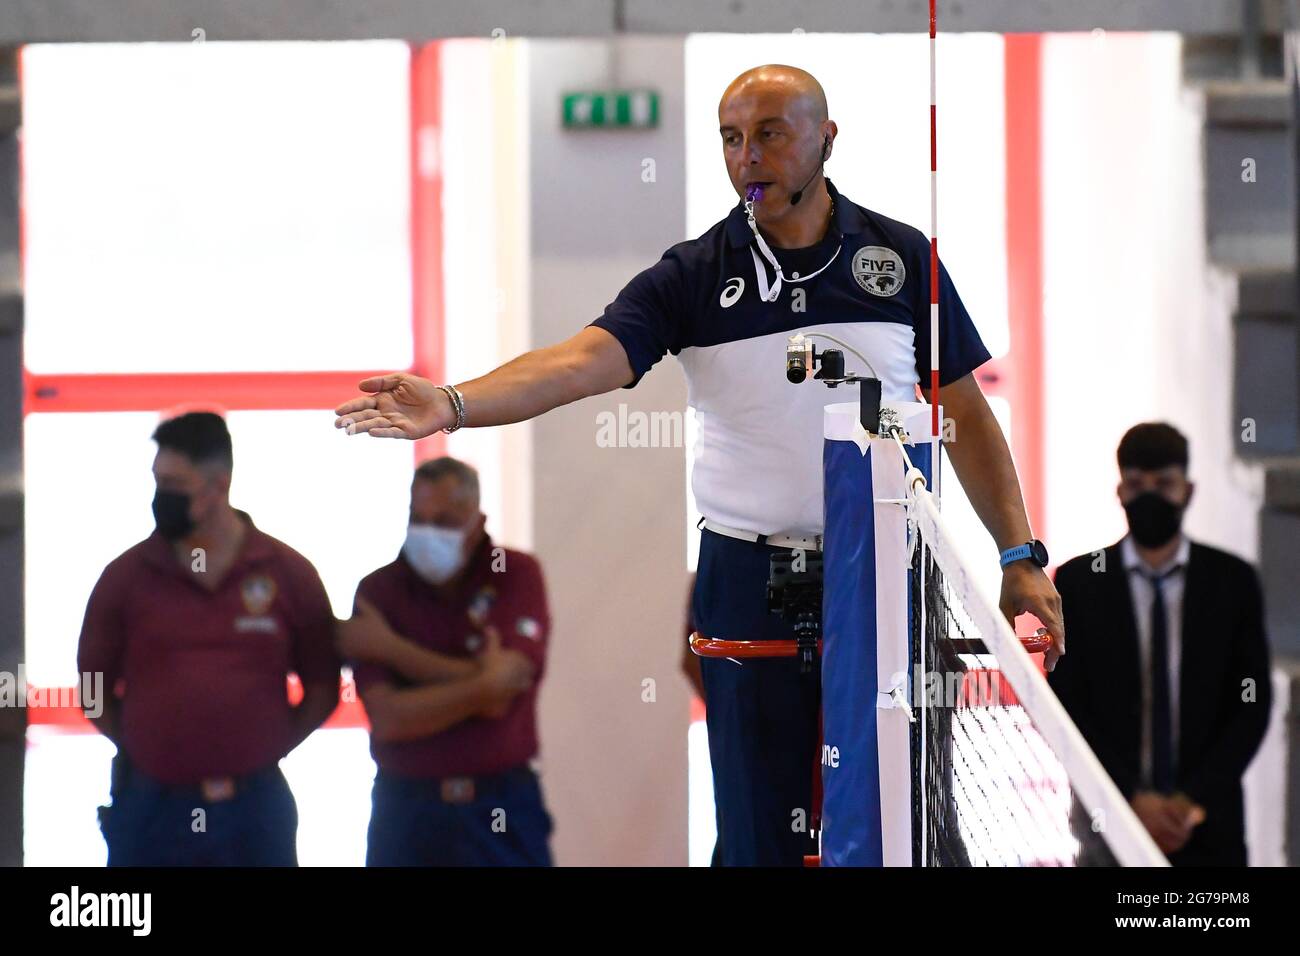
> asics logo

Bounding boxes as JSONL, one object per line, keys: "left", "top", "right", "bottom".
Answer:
{"left": 719, "top": 276, "right": 744, "bottom": 308}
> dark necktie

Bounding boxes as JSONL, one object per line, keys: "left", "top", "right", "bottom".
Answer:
{"left": 1146, "top": 566, "right": 1181, "bottom": 793}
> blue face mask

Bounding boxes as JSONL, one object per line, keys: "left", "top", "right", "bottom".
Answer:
{"left": 402, "top": 524, "right": 467, "bottom": 584}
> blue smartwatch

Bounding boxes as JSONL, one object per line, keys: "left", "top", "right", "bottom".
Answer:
{"left": 999, "top": 538, "right": 1049, "bottom": 569}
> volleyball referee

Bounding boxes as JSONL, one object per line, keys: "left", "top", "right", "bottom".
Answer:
{"left": 334, "top": 64, "right": 1064, "bottom": 866}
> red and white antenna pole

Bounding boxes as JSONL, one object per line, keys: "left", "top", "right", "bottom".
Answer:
{"left": 929, "top": 0, "right": 941, "bottom": 439}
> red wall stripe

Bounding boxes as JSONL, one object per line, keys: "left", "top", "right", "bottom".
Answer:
{"left": 409, "top": 41, "right": 448, "bottom": 464}
{"left": 23, "top": 370, "right": 397, "bottom": 414}
{"left": 1002, "top": 34, "right": 1047, "bottom": 543}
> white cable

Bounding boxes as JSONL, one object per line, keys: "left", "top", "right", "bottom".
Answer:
{"left": 886, "top": 424, "right": 929, "bottom": 499}
{"left": 801, "top": 332, "right": 881, "bottom": 380}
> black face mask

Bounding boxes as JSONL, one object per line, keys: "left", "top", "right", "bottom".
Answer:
{"left": 152, "top": 489, "right": 196, "bottom": 540}
{"left": 1123, "top": 491, "right": 1184, "bottom": 548}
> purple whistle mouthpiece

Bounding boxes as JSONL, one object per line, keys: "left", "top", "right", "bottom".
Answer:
{"left": 745, "top": 183, "right": 765, "bottom": 203}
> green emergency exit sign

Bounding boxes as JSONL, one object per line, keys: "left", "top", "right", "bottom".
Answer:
{"left": 562, "top": 90, "right": 659, "bottom": 129}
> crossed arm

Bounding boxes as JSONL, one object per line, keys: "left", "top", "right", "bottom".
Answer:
{"left": 339, "top": 599, "right": 535, "bottom": 743}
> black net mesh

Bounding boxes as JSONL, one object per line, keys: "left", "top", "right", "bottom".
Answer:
{"left": 909, "top": 537, "right": 1121, "bottom": 867}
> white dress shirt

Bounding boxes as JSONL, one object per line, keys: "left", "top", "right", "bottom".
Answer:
{"left": 1120, "top": 533, "right": 1190, "bottom": 789}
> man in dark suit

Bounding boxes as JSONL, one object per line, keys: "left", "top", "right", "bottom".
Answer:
{"left": 1048, "top": 423, "right": 1272, "bottom": 866}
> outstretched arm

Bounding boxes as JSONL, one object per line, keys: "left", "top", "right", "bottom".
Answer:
{"left": 335, "top": 326, "right": 633, "bottom": 439}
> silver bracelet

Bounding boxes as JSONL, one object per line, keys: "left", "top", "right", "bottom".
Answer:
{"left": 436, "top": 384, "right": 467, "bottom": 433}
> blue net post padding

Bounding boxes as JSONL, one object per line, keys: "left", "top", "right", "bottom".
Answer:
{"left": 820, "top": 401, "right": 937, "bottom": 866}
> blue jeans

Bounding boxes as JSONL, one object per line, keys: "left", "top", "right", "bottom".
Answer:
{"left": 100, "top": 759, "right": 298, "bottom": 867}
{"left": 366, "top": 766, "right": 554, "bottom": 867}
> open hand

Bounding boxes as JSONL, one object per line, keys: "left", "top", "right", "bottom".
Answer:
{"left": 334, "top": 373, "right": 452, "bottom": 440}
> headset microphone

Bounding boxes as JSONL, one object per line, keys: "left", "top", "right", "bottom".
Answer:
{"left": 789, "top": 135, "right": 830, "bottom": 206}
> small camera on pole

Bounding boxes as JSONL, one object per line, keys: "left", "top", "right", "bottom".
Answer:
{"left": 785, "top": 333, "right": 883, "bottom": 434}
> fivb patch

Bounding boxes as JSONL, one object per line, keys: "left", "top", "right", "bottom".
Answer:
{"left": 852, "top": 246, "right": 905, "bottom": 297}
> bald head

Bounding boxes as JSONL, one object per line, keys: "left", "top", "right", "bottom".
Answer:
{"left": 719, "top": 65, "right": 828, "bottom": 126}
{"left": 717, "top": 65, "right": 836, "bottom": 219}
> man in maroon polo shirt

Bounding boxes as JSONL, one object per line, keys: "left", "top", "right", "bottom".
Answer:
{"left": 78, "top": 411, "right": 341, "bottom": 866}
{"left": 339, "top": 456, "right": 553, "bottom": 866}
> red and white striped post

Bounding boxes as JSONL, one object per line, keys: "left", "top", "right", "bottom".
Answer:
{"left": 929, "top": 0, "right": 940, "bottom": 441}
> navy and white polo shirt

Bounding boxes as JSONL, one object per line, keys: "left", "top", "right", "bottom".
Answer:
{"left": 589, "top": 178, "right": 990, "bottom": 537}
